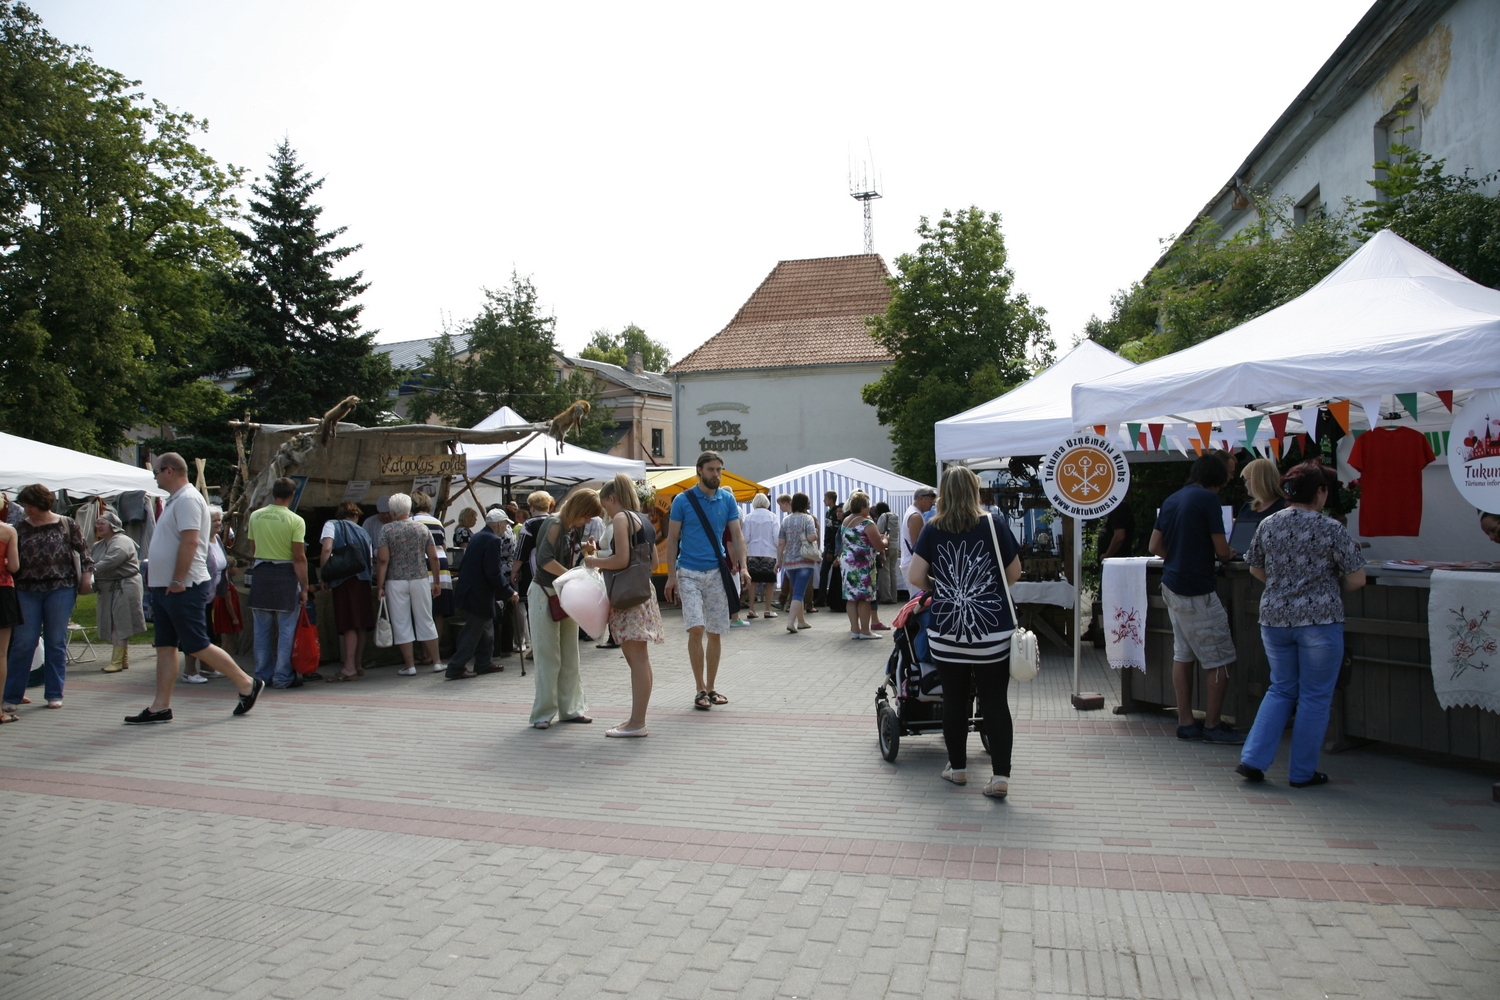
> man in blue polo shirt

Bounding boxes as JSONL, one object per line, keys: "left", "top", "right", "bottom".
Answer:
{"left": 1149, "top": 454, "right": 1243, "bottom": 744}
{"left": 664, "top": 451, "right": 751, "bottom": 712}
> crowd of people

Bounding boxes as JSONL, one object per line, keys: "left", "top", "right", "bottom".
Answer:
{"left": 0, "top": 443, "right": 1402, "bottom": 801}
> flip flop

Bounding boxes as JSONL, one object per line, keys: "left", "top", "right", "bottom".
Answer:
{"left": 327, "top": 673, "right": 360, "bottom": 683}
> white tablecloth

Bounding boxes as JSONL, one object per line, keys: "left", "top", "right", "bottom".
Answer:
{"left": 1010, "top": 581, "right": 1075, "bottom": 608}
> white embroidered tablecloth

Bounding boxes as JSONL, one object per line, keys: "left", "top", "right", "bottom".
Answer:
{"left": 1102, "top": 557, "right": 1152, "bottom": 672}
{"left": 1427, "top": 570, "right": 1500, "bottom": 713}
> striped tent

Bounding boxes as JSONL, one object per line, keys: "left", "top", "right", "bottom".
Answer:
{"left": 759, "top": 458, "right": 931, "bottom": 515}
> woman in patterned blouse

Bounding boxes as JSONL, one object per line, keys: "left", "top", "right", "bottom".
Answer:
{"left": 1238, "top": 461, "right": 1366, "bottom": 788}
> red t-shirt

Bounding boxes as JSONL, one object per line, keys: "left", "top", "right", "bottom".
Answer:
{"left": 1347, "top": 427, "right": 1436, "bottom": 536}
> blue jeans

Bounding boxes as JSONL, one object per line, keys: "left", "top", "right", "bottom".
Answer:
{"left": 253, "top": 608, "right": 299, "bottom": 687}
{"left": 1241, "top": 623, "right": 1344, "bottom": 783}
{"left": 785, "top": 567, "right": 815, "bottom": 604}
{"left": 5, "top": 587, "right": 77, "bottom": 704}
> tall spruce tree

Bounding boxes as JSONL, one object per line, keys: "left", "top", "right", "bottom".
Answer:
{"left": 213, "top": 141, "right": 395, "bottom": 423}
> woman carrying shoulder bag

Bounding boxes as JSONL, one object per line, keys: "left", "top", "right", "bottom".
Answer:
{"left": 906, "top": 466, "right": 1023, "bottom": 799}
{"left": 584, "top": 473, "right": 662, "bottom": 737}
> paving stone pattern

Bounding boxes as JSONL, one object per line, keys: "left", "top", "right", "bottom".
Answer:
{"left": 2, "top": 606, "right": 1497, "bottom": 998}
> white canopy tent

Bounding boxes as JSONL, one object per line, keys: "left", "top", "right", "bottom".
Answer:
{"left": 0, "top": 431, "right": 163, "bottom": 499}
{"left": 759, "top": 458, "right": 931, "bottom": 515}
{"left": 462, "top": 406, "right": 646, "bottom": 485}
{"left": 1071, "top": 230, "right": 1500, "bottom": 428}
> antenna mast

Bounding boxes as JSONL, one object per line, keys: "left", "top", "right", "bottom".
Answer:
{"left": 848, "top": 146, "right": 882, "bottom": 254}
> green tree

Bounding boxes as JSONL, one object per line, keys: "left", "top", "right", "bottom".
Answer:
{"left": 0, "top": 2, "right": 241, "bottom": 453}
{"left": 1363, "top": 151, "right": 1500, "bottom": 288}
{"left": 209, "top": 141, "right": 395, "bottom": 424}
{"left": 577, "top": 323, "right": 672, "bottom": 372}
{"left": 862, "top": 207, "right": 1054, "bottom": 482}
{"left": 410, "top": 272, "right": 578, "bottom": 428}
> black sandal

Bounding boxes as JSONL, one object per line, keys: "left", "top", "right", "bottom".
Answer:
{"left": 694, "top": 690, "right": 711, "bottom": 710}
{"left": 708, "top": 690, "right": 728, "bottom": 706}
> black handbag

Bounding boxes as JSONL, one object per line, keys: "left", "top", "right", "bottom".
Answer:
{"left": 683, "top": 489, "right": 741, "bottom": 614}
{"left": 321, "top": 520, "right": 366, "bottom": 586}
{"left": 604, "top": 511, "right": 656, "bottom": 610}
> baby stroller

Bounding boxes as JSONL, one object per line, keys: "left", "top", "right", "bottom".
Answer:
{"left": 874, "top": 593, "right": 989, "bottom": 762}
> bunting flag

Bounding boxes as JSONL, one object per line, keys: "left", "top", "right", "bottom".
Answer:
{"left": 1300, "top": 433, "right": 1315, "bottom": 456}
{"left": 1269, "top": 411, "right": 1289, "bottom": 439}
{"left": 1168, "top": 435, "right": 1188, "bottom": 456}
{"left": 1328, "top": 399, "right": 1351, "bottom": 434}
{"left": 1126, "top": 423, "right": 1141, "bottom": 451}
{"left": 1360, "top": 396, "right": 1382, "bottom": 433}
{"left": 1269, "top": 438, "right": 1282, "bottom": 459}
{"left": 1437, "top": 390, "right": 1454, "bottom": 412}
{"left": 1196, "top": 421, "right": 1213, "bottom": 448}
{"left": 1147, "top": 423, "right": 1165, "bottom": 450}
{"left": 1241, "top": 415, "right": 1263, "bottom": 450}
{"left": 1397, "top": 392, "right": 1420, "bottom": 421}
{"left": 1188, "top": 438, "right": 1204, "bottom": 456}
{"left": 1093, "top": 424, "right": 1108, "bottom": 435}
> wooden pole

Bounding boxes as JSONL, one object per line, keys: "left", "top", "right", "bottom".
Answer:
{"left": 442, "top": 431, "right": 542, "bottom": 514}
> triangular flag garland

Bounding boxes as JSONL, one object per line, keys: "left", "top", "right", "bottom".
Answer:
{"left": 1168, "top": 435, "right": 1188, "bottom": 456}
{"left": 1269, "top": 412, "right": 1289, "bottom": 439}
{"left": 1147, "top": 424, "right": 1165, "bottom": 450}
{"left": 1242, "top": 415, "right": 1263, "bottom": 450}
{"left": 1126, "top": 423, "right": 1141, "bottom": 450}
{"left": 1396, "top": 392, "right": 1420, "bottom": 421}
{"left": 1188, "top": 438, "right": 1204, "bottom": 456}
{"left": 1196, "top": 422, "right": 1213, "bottom": 448}
{"left": 1328, "top": 400, "right": 1351, "bottom": 434}
{"left": 1093, "top": 424, "right": 1108, "bottom": 435}
{"left": 1437, "top": 390, "right": 1454, "bottom": 412}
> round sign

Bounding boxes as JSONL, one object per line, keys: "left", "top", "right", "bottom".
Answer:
{"left": 1448, "top": 387, "right": 1500, "bottom": 513}
{"left": 1042, "top": 433, "right": 1130, "bottom": 518}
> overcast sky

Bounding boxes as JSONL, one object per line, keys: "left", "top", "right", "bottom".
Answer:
{"left": 37, "top": 0, "right": 1374, "bottom": 371}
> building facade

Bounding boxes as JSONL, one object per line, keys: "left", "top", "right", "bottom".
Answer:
{"left": 1188, "top": 0, "right": 1498, "bottom": 241}
{"left": 670, "top": 254, "right": 895, "bottom": 482}
{"left": 553, "top": 353, "right": 674, "bottom": 466}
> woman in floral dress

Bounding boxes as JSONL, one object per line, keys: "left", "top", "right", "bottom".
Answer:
{"left": 839, "top": 492, "right": 885, "bottom": 640}
{"left": 584, "top": 473, "right": 662, "bottom": 737}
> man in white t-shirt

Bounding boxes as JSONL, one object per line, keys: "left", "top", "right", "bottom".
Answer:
{"left": 124, "top": 453, "right": 264, "bottom": 725}
{"left": 898, "top": 487, "right": 937, "bottom": 598}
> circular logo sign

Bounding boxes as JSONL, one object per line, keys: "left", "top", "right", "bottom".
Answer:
{"left": 1448, "top": 387, "right": 1500, "bottom": 512}
{"left": 1042, "top": 433, "right": 1130, "bottom": 518}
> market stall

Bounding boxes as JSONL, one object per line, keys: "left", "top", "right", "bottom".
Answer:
{"left": 1, "top": 430, "right": 164, "bottom": 499}
{"left": 759, "top": 458, "right": 931, "bottom": 520}
{"left": 1073, "top": 230, "right": 1500, "bottom": 761}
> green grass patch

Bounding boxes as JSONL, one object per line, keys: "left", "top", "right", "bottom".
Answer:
{"left": 69, "top": 592, "right": 153, "bottom": 645}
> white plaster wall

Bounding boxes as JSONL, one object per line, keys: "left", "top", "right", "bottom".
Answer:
{"left": 1226, "top": 0, "right": 1499, "bottom": 236}
{"left": 674, "top": 364, "right": 894, "bottom": 482}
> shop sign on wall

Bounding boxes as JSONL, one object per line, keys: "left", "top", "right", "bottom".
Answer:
{"left": 1448, "top": 387, "right": 1500, "bottom": 512}
{"left": 379, "top": 454, "right": 464, "bottom": 477}
{"left": 1042, "top": 433, "right": 1130, "bottom": 518}
{"left": 699, "top": 420, "right": 748, "bottom": 453}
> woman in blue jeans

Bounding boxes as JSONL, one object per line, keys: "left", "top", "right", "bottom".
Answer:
{"left": 1238, "top": 461, "right": 1365, "bottom": 788}
{"left": 774, "top": 492, "right": 820, "bottom": 633}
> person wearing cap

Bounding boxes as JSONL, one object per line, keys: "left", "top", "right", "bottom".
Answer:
{"left": 899, "top": 487, "right": 938, "bottom": 599}
{"left": 362, "top": 496, "right": 393, "bottom": 550}
{"left": 447, "top": 507, "right": 518, "bottom": 679}
{"left": 92, "top": 509, "right": 145, "bottom": 674}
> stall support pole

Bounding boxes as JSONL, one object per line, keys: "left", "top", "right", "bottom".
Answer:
{"left": 1071, "top": 515, "right": 1104, "bottom": 710}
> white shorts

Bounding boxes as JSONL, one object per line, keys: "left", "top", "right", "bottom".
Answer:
{"left": 386, "top": 577, "right": 438, "bottom": 645}
{"left": 677, "top": 567, "right": 730, "bottom": 635}
{"left": 1160, "top": 584, "right": 1236, "bottom": 669}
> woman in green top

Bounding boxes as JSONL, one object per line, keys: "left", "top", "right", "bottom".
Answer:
{"left": 528, "top": 488, "right": 605, "bottom": 729}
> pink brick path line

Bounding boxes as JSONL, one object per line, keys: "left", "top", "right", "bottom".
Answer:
{"left": 8, "top": 767, "right": 1498, "bottom": 910}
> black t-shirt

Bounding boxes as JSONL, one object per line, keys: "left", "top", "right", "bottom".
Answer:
{"left": 1097, "top": 505, "right": 1136, "bottom": 566}
{"left": 1154, "top": 485, "right": 1225, "bottom": 597}
{"left": 912, "top": 512, "right": 1022, "bottom": 664}
{"left": 1314, "top": 408, "right": 1345, "bottom": 467}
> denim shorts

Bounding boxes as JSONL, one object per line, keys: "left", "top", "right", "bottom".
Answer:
{"left": 152, "top": 582, "right": 214, "bottom": 654}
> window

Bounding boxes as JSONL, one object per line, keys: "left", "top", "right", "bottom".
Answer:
{"left": 651, "top": 428, "right": 664, "bottom": 457}
{"left": 1294, "top": 186, "right": 1321, "bottom": 226}
{"left": 1374, "top": 89, "right": 1421, "bottom": 200}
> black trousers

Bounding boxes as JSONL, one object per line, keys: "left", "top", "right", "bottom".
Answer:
{"left": 495, "top": 601, "right": 517, "bottom": 655}
{"left": 447, "top": 613, "right": 494, "bottom": 676}
{"left": 935, "top": 657, "right": 1013, "bottom": 776}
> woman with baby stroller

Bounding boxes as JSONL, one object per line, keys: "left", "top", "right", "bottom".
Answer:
{"left": 905, "top": 466, "right": 1022, "bottom": 800}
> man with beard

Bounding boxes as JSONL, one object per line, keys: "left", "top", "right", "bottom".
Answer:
{"left": 664, "top": 452, "right": 750, "bottom": 712}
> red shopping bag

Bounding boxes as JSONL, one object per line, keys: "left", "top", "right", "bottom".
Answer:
{"left": 211, "top": 586, "right": 243, "bottom": 634}
{"left": 292, "top": 607, "right": 321, "bottom": 675}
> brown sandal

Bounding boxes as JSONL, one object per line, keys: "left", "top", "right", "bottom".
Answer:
{"left": 327, "top": 672, "right": 359, "bottom": 682}
{"left": 694, "top": 690, "right": 711, "bottom": 711}
{"left": 708, "top": 690, "right": 728, "bottom": 706}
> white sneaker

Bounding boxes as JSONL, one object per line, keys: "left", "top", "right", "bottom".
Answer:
{"left": 432, "top": 663, "right": 445, "bottom": 672}
{"left": 397, "top": 666, "right": 417, "bottom": 676}
{"left": 199, "top": 669, "right": 222, "bottom": 679}
{"left": 941, "top": 766, "right": 967, "bottom": 785}
{"left": 180, "top": 673, "right": 208, "bottom": 684}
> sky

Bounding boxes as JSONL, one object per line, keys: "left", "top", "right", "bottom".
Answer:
{"left": 35, "top": 0, "right": 1376, "bottom": 366}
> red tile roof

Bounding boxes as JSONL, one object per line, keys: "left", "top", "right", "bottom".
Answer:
{"left": 670, "top": 254, "right": 893, "bottom": 373}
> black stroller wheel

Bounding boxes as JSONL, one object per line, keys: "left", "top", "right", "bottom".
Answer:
{"left": 877, "top": 702, "right": 900, "bottom": 762}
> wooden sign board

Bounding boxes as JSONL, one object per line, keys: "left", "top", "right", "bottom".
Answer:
{"left": 379, "top": 454, "right": 464, "bottom": 478}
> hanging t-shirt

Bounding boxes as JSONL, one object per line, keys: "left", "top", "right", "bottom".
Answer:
{"left": 1347, "top": 426, "right": 1436, "bottom": 536}
{"left": 1314, "top": 407, "right": 1346, "bottom": 467}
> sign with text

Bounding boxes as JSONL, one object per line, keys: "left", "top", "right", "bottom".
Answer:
{"left": 1042, "top": 433, "right": 1130, "bottom": 518}
{"left": 379, "top": 454, "right": 464, "bottom": 478}
{"left": 1448, "top": 387, "right": 1500, "bottom": 512}
{"left": 342, "top": 480, "right": 371, "bottom": 503}
{"left": 698, "top": 419, "right": 748, "bottom": 453}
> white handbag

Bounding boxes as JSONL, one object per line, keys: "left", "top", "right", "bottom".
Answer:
{"left": 985, "top": 514, "right": 1040, "bottom": 681}
{"left": 374, "top": 596, "right": 394, "bottom": 648}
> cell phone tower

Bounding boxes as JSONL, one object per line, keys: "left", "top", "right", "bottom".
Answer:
{"left": 848, "top": 146, "right": 882, "bottom": 254}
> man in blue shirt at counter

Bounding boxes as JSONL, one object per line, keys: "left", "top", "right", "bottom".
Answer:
{"left": 664, "top": 451, "right": 751, "bottom": 712}
{"left": 1149, "top": 454, "right": 1245, "bottom": 744}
